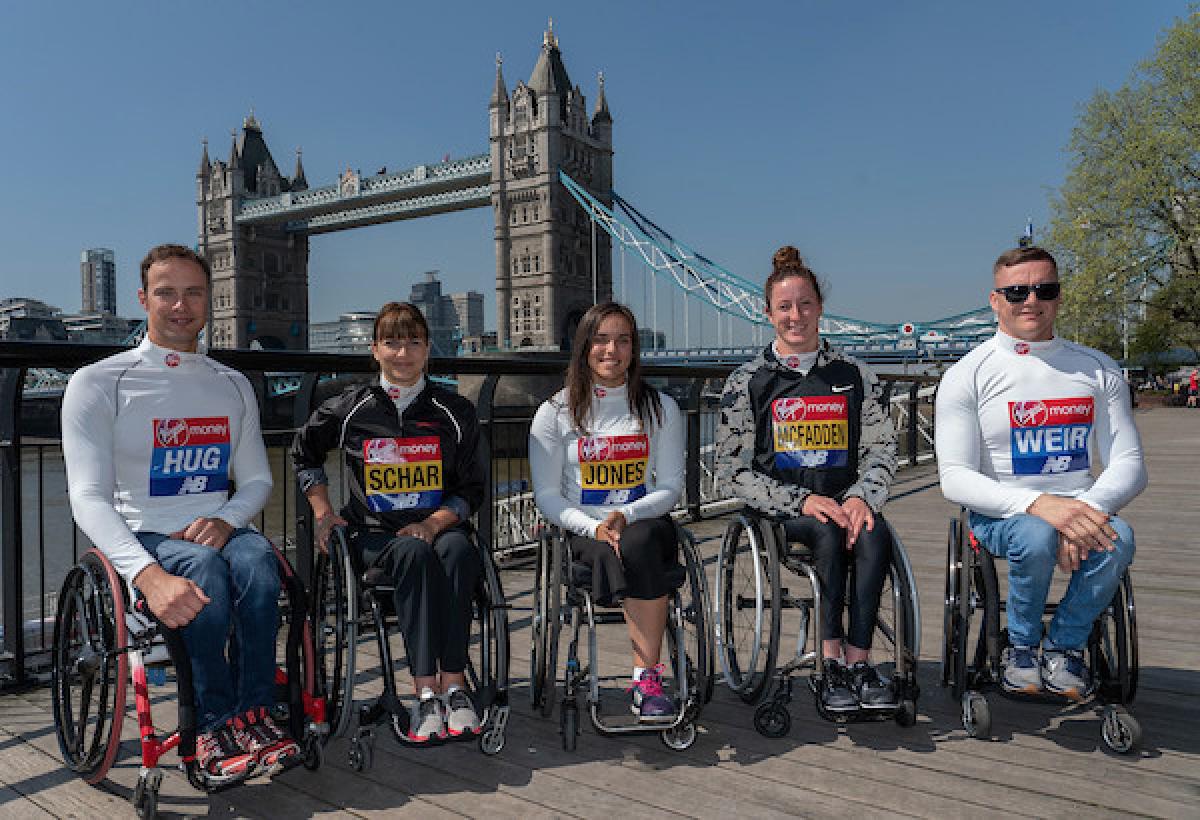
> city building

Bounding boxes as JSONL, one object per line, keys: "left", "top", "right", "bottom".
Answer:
{"left": 80, "top": 248, "right": 117, "bottom": 315}
{"left": 408, "top": 272, "right": 458, "bottom": 355}
{"left": 0, "top": 298, "right": 68, "bottom": 340}
{"left": 449, "top": 290, "right": 485, "bottom": 338}
{"left": 309, "top": 311, "right": 376, "bottom": 353}
{"left": 461, "top": 332, "right": 498, "bottom": 354}
{"left": 60, "top": 313, "right": 141, "bottom": 344}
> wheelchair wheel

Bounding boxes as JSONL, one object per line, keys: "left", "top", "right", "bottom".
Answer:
{"left": 1101, "top": 705, "right": 1141, "bottom": 755}
{"left": 717, "top": 513, "right": 780, "bottom": 704}
{"left": 531, "top": 532, "right": 562, "bottom": 719}
{"left": 312, "top": 530, "right": 358, "bottom": 740}
{"left": 1092, "top": 572, "right": 1138, "bottom": 705}
{"left": 669, "top": 526, "right": 714, "bottom": 709}
{"left": 51, "top": 549, "right": 128, "bottom": 785}
{"left": 961, "top": 691, "right": 991, "bottom": 739}
{"left": 467, "top": 540, "right": 510, "bottom": 731}
{"left": 941, "top": 516, "right": 962, "bottom": 689}
{"left": 874, "top": 522, "right": 920, "bottom": 690}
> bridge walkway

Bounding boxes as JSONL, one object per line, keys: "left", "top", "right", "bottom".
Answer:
{"left": 0, "top": 407, "right": 1196, "bottom": 817}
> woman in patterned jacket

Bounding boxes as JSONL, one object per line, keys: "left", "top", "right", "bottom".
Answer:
{"left": 715, "top": 246, "right": 899, "bottom": 713}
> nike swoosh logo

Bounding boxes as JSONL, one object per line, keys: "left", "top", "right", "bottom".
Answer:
{"left": 831, "top": 385, "right": 854, "bottom": 393}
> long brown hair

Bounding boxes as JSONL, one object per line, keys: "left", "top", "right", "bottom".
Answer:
{"left": 564, "top": 302, "right": 663, "bottom": 433}
{"left": 764, "top": 245, "right": 823, "bottom": 309}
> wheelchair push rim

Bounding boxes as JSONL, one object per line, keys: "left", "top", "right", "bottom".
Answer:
{"left": 716, "top": 513, "right": 780, "bottom": 704}
{"left": 312, "top": 529, "right": 358, "bottom": 741}
{"left": 51, "top": 549, "right": 128, "bottom": 785}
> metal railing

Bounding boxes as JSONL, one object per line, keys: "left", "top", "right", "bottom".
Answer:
{"left": 0, "top": 340, "right": 936, "bottom": 687}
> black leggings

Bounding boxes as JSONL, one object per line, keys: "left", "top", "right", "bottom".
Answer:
{"left": 569, "top": 516, "right": 680, "bottom": 607}
{"left": 351, "top": 527, "right": 482, "bottom": 678}
{"left": 783, "top": 513, "right": 893, "bottom": 651}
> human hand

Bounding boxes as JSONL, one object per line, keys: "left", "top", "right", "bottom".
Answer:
{"left": 133, "top": 564, "right": 211, "bottom": 629}
{"left": 1057, "top": 534, "right": 1090, "bottom": 573}
{"left": 596, "top": 511, "right": 627, "bottom": 552}
{"left": 1027, "top": 495, "right": 1117, "bottom": 554}
{"left": 170, "top": 517, "right": 234, "bottom": 549}
{"left": 801, "top": 494, "right": 850, "bottom": 529}
{"left": 314, "top": 511, "right": 348, "bottom": 554}
{"left": 398, "top": 518, "right": 436, "bottom": 543}
{"left": 841, "top": 497, "right": 876, "bottom": 547}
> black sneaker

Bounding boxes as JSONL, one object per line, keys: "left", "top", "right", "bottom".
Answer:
{"left": 849, "top": 662, "right": 898, "bottom": 709}
{"left": 819, "top": 659, "right": 858, "bottom": 712}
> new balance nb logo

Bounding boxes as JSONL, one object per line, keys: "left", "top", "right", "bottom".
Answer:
{"left": 177, "top": 475, "right": 209, "bottom": 494}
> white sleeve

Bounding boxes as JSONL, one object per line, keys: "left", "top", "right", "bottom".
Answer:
{"left": 934, "top": 366, "right": 1040, "bottom": 518}
{"left": 213, "top": 374, "right": 273, "bottom": 528}
{"left": 620, "top": 394, "right": 683, "bottom": 524}
{"left": 1078, "top": 366, "right": 1147, "bottom": 513}
{"left": 61, "top": 369, "right": 156, "bottom": 584}
{"left": 528, "top": 401, "right": 601, "bottom": 538}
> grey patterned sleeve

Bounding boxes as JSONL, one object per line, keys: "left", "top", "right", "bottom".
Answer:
{"left": 715, "top": 365, "right": 812, "bottom": 518}
{"left": 841, "top": 358, "right": 898, "bottom": 512}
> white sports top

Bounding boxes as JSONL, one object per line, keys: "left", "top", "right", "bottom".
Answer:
{"left": 529, "top": 384, "right": 684, "bottom": 538}
{"left": 61, "top": 338, "right": 273, "bottom": 583}
{"left": 935, "top": 331, "right": 1146, "bottom": 519}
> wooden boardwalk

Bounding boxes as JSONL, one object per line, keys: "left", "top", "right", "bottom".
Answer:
{"left": 1, "top": 407, "right": 1197, "bottom": 818}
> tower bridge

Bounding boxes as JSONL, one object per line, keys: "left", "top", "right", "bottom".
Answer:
{"left": 196, "top": 22, "right": 993, "bottom": 358}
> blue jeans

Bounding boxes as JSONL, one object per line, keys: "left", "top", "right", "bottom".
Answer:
{"left": 969, "top": 512, "right": 1134, "bottom": 650}
{"left": 137, "top": 529, "right": 280, "bottom": 731}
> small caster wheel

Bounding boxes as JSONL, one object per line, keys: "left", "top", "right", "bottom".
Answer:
{"left": 961, "top": 691, "right": 991, "bottom": 739}
{"left": 560, "top": 703, "right": 579, "bottom": 752}
{"left": 661, "top": 721, "right": 697, "bottom": 751}
{"left": 349, "top": 734, "right": 374, "bottom": 772}
{"left": 303, "top": 733, "right": 323, "bottom": 771}
{"left": 1102, "top": 705, "right": 1141, "bottom": 754}
{"left": 480, "top": 727, "right": 505, "bottom": 756}
{"left": 133, "top": 770, "right": 161, "bottom": 820}
{"left": 753, "top": 702, "right": 792, "bottom": 738}
{"left": 894, "top": 699, "right": 918, "bottom": 728}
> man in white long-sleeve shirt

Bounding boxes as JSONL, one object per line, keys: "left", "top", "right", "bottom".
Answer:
{"left": 61, "top": 244, "right": 297, "bottom": 782}
{"left": 935, "top": 246, "right": 1146, "bottom": 699}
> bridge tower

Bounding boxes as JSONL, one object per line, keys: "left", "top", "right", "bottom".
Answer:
{"left": 491, "top": 24, "right": 613, "bottom": 350}
{"left": 196, "top": 114, "right": 310, "bottom": 350}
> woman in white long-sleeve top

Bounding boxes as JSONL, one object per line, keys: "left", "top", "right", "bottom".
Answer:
{"left": 528, "top": 302, "right": 685, "bottom": 719}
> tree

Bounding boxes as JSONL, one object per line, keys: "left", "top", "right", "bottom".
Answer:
{"left": 1047, "top": 9, "right": 1200, "bottom": 359}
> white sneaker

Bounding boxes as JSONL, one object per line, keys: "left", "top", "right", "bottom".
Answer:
{"left": 405, "top": 689, "right": 446, "bottom": 744}
{"left": 443, "top": 687, "right": 482, "bottom": 739}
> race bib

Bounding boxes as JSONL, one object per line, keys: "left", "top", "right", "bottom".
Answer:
{"left": 150, "top": 417, "right": 230, "bottom": 496}
{"left": 362, "top": 436, "right": 443, "bottom": 512}
{"left": 578, "top": 434, "right": 649, "bottom": 506}
{"left": 1008, "top": 398, "right": 1093, "bottom": 475}
{"left": 771, "top": 395, "right": 849, "bottom": 469}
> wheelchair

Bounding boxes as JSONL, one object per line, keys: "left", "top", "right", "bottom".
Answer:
{"left": 529, "top": 521, "right": 714, "bottom": 752}
{"left": 311, "top": 525, "right": 510, "bottom": 769}
{"left": 942, "top": 508, "right": 1141, "bottom": 753}
{"left": 51, "top": 544, "right": 326, "bottom": 820}
{"left": 715, "top": 509, "right": 921, "bottom": 737}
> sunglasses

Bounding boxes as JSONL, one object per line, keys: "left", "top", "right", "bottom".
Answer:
{"left": 993, "top": 282, "right": 1061, "bottom": 303}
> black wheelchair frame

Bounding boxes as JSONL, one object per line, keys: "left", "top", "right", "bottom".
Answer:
{"left": 310, "top": 526, "right": 510, "bottom": 769}
{"left": 529, "top": 521, "right": 715, "bottom": 752}
{"left": 716, "top": 509, "right": 922, "bottom": 737}
{"left": 942, "top": 508, "right": 1141, "bottom": 753}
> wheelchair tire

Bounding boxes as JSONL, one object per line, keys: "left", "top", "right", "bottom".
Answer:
{"left": 661, "top": 720, "right": 698, "bottom": 751}
{"left": 561, "top": 701, "right": 578, "bottom": 752}
{"left": 1093, "top": 572, "right": 1138, "bottom": 705}
{"left": 717, "top": 514, "right": 780, "bottom": 704}
{"left": 671, "top": 526, "right": 714, "bottom": 709}
{"left": 875, "top": 522, "right": 920, "bottom": 695}
{"left": 467, "top": 540, "right": 510, "bottom": 723}
{"left": 133, "top": 769, "right": 161, "bottom": 820}
{"left": 753, "top": 701, "right": 791, "bottom": 739}
{"left": 532, "top": 532, "right": 563, "bottom": 719}
{"left": 51, "top": 549, "right": 128, "bottom": 785}
{"left": 1101, "top": 705, "right": 1141, "bottom": 755}
{"left": 961, "top": 691, "right": 991, "bottom": 739}
{"left": 941, "top": 516, "right": 962, "bottom": 689}
{"left": 312, "top": 530, "right": 358, "bottom": 741}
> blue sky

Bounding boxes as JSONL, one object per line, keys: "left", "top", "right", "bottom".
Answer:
{"left": 0, "top": 1, "right": 1192, "bottom": 338}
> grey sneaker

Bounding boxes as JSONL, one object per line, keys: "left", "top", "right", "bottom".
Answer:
{"left": 1041, "top": 649, "right": 1093, "bottom": 700}
{"left": 1001, "top": 645, "right": 1042, "bottom": 694}
{"left": 443, "top": 688, "right": 482, "bottom": 739}
{"left": 406, "top": 690, "right": 446, "bottom": 744}
{"left": 819, "top": 659, "right": 858, "bottom": 712}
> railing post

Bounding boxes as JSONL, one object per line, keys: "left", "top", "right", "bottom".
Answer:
{"left": 685, "top": 379, "right": 703, "bottom": 521}
{"left": 0, "top": 367, "right": 26, "bottom": 688}
{"left": 907, "top": 382, "right": 920, "bottom": 467}
{"left": 292, "top": 373, "right": 320, "bottom": 590}
{"left": 476, "top": 373, "right": 500, "bottom": 553}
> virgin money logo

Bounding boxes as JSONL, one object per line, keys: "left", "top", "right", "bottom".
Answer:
{"left": 364, "top": 438, "right": 401, "bottom": 463}
{"left": 1011, "top": 401, "right": 1049, "bottom": 427}
{"left": 164, "top": 352, "right": 181, "bottom": 368}
{"left": 580, "top": 437, "right": 611, "bottom": 461}
{"left": 155, "top": 419, "right": 189, "bottom": 447}
{"left": 773, "top": 398, "right": 808, "bottom": 422}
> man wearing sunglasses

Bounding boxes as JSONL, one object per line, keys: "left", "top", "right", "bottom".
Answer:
{"left": 934, "top": 246, "right": 1146, "bottom": 700}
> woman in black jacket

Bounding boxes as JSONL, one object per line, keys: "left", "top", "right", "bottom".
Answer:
{"left": 292, "top": 302, "right": 485, "bottom": 744}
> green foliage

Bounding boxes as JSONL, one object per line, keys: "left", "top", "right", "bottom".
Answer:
{"left": 1047, "top": 8, "right": 1200, "bottom": 352}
